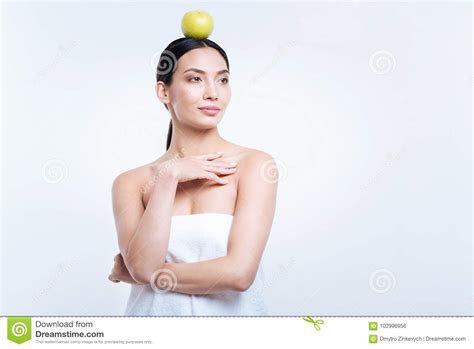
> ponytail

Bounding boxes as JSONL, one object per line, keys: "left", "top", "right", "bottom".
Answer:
{"left": 166, "top": 119, "right": 173, "bottom": 150}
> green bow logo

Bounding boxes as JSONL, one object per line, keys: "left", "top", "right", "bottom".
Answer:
{"left": 302, "top": 316, "right": 324, "bottom": 331}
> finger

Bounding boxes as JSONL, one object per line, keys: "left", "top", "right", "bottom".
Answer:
{"left": 209, "top": 155, "right": 236, "bottom": 161}
{"left": 209, "top": 155, "right": 238, "bottom": 163}
{"left": 203, "top": 165, "right": 237, "bottom": 172}
{"left": 202, "top": 172, "right": 229, "bottom": 185}
{"left": 201, "top": 162, "right": 236, "bottom": 170}
{"left": 194, "top": 152, "right": 224, "bottom": 160}
{"left": 203, "top": 166, "right": 237, "bottom": 175}
{"left": 196, "top": 160, "right": 236, "bottom": 171}
{"left": 108, "top": 275, "right": 120, "bottom": 283}
{"left": 204, "top": 160, "right": 238, "bottom": 168}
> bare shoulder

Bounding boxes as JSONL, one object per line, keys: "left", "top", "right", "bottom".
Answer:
{"left": 232, "top": 146, "right": 278, "bottom": 183}
{"left": 111, "top": 161, "right": 159, "bottom": 194}
{"left": 234, "top": 146, "right": 275, "bottom": 168}
{"left": 241, "top": 147, "right": 274, "bottom": 163}
{"left": 232, "top": 146, "right": 279, "bottom": 219}
{"left": 223, "top": 142, "right": 273, "bottom": 162}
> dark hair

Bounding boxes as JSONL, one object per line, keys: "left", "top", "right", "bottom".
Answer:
{"left": 156, "top": 37, "right": 230, "bottom": 150}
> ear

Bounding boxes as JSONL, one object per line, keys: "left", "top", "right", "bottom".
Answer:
{"left": 156, "top": 82, "right": 170, "bottom": 105}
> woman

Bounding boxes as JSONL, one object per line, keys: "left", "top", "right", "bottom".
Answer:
{"left": 108, "top": 37, "right": 278, "bottom": 315}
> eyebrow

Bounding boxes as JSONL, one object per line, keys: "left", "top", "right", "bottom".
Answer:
{"left": 183, "top": 68, "right": 230, "bottom": 75}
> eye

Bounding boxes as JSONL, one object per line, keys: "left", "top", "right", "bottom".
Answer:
{"left": 189, "top": 76, "right": 201, "bottom": 82}
{"left": 220, "top": 78, "right": 229, "bottom": 84}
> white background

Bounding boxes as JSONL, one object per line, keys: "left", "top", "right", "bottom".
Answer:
{"left": 0, "top": 0, "right": 472, "bottom": 316}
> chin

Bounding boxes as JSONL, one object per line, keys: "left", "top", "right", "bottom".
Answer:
{"left": 183, "top": 118, "right": 219, "bottom": 131}
{"left": 200, "top": 118, "right": 221, "bottom": 129}
{"left": 193, "top": 112, "right": 223, "bottom": 126}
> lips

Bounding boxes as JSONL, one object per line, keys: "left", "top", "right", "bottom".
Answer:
{"left": 198, "top": 106, "right": 220, "bottom": 116}
{"left": 198, "top": 106, "right": 221, "bottom": 111}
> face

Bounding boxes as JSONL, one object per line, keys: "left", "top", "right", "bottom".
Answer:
{"left": 156, "top": 47, "right": 231, "bottom": 129}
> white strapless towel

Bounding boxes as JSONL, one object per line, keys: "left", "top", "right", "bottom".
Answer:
{"left": 124, "top": 213, "right": 268, "bottom": 316}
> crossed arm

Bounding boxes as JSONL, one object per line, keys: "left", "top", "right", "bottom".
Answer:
{"left": 110, "top": 151, "right": 278, "bottom": 295}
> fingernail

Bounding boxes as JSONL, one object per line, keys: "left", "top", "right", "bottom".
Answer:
{"left": 216, "top": 151, "right": 223, "bottom": 155}
{"left": 221, "top": 179, "right": 229, "bottom": 184}
{"left": 230, "top": 162, "right": 238, "bottom": 166}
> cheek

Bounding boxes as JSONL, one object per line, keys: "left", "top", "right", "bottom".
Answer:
{"left": 176, "top": 85, "right": 203, "bottom": 106}
{"left": 220, "top": 86, "right": 231, "bottom": 103}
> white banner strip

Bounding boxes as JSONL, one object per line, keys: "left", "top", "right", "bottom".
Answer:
{"left": 0, "top": 317, "right": 473, "bottom": 348}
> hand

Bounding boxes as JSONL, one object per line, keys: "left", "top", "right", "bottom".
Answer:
{"left": 156, "top": 152, "right": 238, "bottom": 185}
{"left": 108, "top": 253, "right": 140, "bottom": 284}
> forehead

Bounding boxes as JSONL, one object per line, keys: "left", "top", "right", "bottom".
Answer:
{"left": 176, "top": 47, "right": 227, "bottom": 73}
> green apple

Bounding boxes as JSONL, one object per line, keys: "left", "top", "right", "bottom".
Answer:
{"left": 181, "top": 10, "right": 214, "bottom": 39}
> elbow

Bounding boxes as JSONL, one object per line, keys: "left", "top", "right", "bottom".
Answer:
{"left": 129, "top": 269, "right": 152, "bottom": 285}
{"left": 231, "top": 271, "right": 255, "bottom": 292}
{"left": 127, "top": 261, "right": 165, "bottom": 285}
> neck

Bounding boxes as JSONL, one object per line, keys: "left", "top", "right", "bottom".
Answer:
{"left": 166, "top": 121, "right": 229, "bottom": 158}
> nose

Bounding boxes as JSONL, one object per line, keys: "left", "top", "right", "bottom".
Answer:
{"left": 203, "top": 81, "right": 218, "bottom": 100}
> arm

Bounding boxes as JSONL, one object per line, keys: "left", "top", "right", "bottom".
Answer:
{"left": 112, "top": 167, "right": 177, "bottom": 284}
{"left": 153, "top": 151, "right": 279, "bottom": 295}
